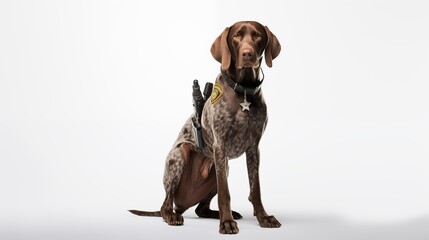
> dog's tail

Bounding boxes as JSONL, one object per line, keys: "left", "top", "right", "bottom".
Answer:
{"left": 128, "top": 209, "right": 161, "bottom": 217}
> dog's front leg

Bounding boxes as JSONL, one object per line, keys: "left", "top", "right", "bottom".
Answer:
{"left": 214, "top": 144, "right": 239, "bottom": 234}
{"left": 246, "top": 147, "right": 281, "bottom": 228}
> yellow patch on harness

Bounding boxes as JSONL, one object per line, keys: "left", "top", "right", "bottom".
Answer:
{"left": 211, "top": 83, "right": 223, "bottom": 104}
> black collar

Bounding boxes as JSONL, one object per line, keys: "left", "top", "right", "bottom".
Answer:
{"left": 219, "top": 69, "right": 264, "bottom": 96}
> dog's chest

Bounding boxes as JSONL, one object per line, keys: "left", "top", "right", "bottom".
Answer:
{"left": 224, "top": 109, "right": 266, "bottom": 158}
{"left": 203, "top": 97, "right": 267, "bottom": 159}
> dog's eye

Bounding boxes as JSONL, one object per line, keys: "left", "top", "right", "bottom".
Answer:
{"left": 233, "top": 33, "right": 240, "bottom": 40}
{"left": 255, "top": 33, "right": 262, "bottom": 40}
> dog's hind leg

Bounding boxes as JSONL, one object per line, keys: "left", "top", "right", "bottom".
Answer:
{"left": 160, "top": 145, "right": 185, "bottom": 226}
{"left": 195, "top": 189, "right": 218, "bottom": 218}
{"left": 196, "top": 189, "right": 243, "bottom": 220}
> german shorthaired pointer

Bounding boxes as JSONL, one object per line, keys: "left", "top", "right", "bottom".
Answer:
{"left": 130, "top": 21, "right": 281, "bottom": 234}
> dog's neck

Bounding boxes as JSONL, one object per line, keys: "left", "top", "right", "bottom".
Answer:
{"left": 221, "top": 66, "right": 264, "bottom": 96}
{"left": 227, "top": 59, "right": 262, "bottom": 86}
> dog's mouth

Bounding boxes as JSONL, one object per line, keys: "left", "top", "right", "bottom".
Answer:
{"left": 237, "top": 63, "right": 259, "bottom": 70}
{"left": 237, "top": 55, "right": 261, "bottom": 70}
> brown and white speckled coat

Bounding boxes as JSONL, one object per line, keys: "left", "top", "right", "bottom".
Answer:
{"left": 130, "top": 21, "right": 281, "bottom": 235}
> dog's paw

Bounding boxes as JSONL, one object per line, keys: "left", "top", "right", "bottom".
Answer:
{"left": 163, "top": 212, "right": 184, "bottom": 226}
{"left": 257, "top": 215, "right": 281, "bottom": 228}
{"left": 219, "top": 220, "right": 239, "bottom": 234}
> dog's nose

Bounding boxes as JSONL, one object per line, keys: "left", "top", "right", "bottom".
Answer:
{"left": 242, "top": 49, "right": 254, "bottom": 61}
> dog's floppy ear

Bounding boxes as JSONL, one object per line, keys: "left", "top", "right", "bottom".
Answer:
{"left": 211, "top": 27, "right": 231, "bottom": 71}
{"left": 264, "top": 26, "right": 281, "bottom": 67}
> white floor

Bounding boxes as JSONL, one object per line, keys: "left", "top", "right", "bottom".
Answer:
{"left": 2, "top": 210, "right": 428, "bottom": 240}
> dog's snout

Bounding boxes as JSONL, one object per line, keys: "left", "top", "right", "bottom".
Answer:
{"left": 242, "top": 49, "right": 254, "bottom": 60}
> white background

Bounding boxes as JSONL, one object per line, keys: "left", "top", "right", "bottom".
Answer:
{"left": 1, "top": 0, "right": 428, "bottom": 239}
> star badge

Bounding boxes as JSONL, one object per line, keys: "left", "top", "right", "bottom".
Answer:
{"left": 240, "top": 98, "right": 251, "bottom": 111}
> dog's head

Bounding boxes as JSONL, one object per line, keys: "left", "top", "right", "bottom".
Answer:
{"left": 211, "top": 21, "right": 281, "bottom": 82}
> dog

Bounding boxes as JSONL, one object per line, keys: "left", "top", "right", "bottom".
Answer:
{"left": 130, "top": 21, "right": 281, "bottom": 234}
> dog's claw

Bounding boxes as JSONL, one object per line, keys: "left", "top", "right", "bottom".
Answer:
{"left": 219, "top": 220, "right": 239, "bottom": 234}
{"left": 163, "top": 212, "right": 184, "bottom": 226}
{"left": 257, "top": 215, "right": 281, "bottom": 228}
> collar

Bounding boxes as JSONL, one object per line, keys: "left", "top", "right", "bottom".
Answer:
{"left": 219, "top": 68, "right": 264, "bottom": 96}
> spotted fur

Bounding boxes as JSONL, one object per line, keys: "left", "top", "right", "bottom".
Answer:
{"left": 129, "top": 21, "right": 281, "bottom": 234}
